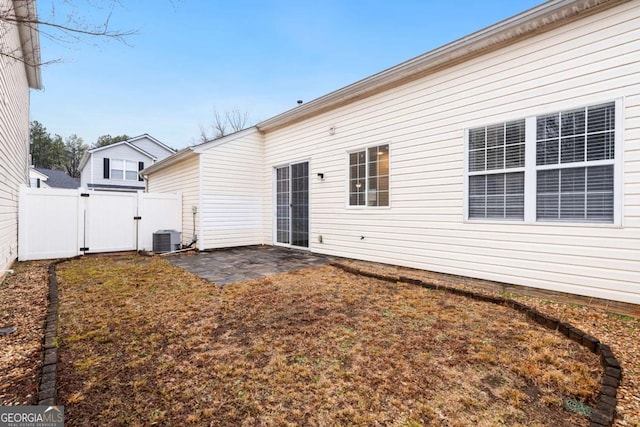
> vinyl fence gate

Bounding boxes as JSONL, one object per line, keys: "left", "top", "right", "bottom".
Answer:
{"left": 18, "top": 187, "right": 182, "bottom": 261}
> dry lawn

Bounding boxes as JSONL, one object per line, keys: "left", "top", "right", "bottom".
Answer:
{"left": 343, "top": 260, "right": 640, "bottom": 427}
{"left": 53, "top": 254, "right": 605, "bottom": 426}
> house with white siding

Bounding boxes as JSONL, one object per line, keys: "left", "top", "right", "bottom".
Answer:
{"left": 0, "top": 0, "right": 41, "bottom": 277}
{"left": 142, "top": 0, "right": 640, "bottom": 306}
{"left": 79, "top": 134, "right": 175, "bottom": 191}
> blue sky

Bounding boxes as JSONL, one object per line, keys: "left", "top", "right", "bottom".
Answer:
{"left": 31, "top": 0, "right": 542, "bottom": 149}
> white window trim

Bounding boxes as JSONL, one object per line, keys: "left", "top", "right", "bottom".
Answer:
{"left": 345, "top": 143, "right": 391, "bottom": 209}
{"left": 464, "top": 98, "right": 622, "bottom": 227}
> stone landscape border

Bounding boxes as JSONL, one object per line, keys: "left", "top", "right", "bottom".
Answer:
{"left": 38, "top": 261, "right": 63, "bottom": 406}
{"left": 332, "top": 262, "right": 622, "bottom": 427}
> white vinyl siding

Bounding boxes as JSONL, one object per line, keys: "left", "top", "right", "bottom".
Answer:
{"left": 147, "top": 156, "right": 199, "bottom": 247}
{"left": 261, "top": 1, "right": 640, "bottom": 304}
{"left": 200, "top": 130, "right": 263, "bottom": 249}
{"left": 0, "top": 0, "right": 32, "bottom": 274}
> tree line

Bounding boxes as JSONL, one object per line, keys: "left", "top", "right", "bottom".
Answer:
{"left": 29, "top": 121, "right": 129, "bottom": 178}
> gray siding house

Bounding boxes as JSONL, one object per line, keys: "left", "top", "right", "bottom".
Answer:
{"left": 79, "top": 134, "right": 175, "bottom": 191}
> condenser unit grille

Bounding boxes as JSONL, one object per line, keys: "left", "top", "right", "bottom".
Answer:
{"left": 153, "top": 230, "right": 181, "bottom": 253}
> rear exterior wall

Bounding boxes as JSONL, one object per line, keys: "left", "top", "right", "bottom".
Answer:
{"left": 199, "top": 131, "right": 264, "bottom": 249}
{"left": 261, "top": 2, "right": 640, "bottom": 304}
{"left": 0, "top": 0, "right": 31, "bottom": 275}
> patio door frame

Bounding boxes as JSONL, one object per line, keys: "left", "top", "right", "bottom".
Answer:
{"left": 273, "top": 160, "right": 310, "bottom": 249}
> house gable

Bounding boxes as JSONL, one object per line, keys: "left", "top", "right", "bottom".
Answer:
{"left": 143, "top": 127, "right": 264, "bottom": 249}
{"left": 127, "top": 134, "right": 176, "bottom": 159}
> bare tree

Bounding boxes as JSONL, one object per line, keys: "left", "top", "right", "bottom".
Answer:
{"left": 213, "top": 109, "right": 228, "bottom": 139}
{"left": 200, "top": 108, "right": 251, "bottom": 142}
{"left": 0, "top": 0, "right": 137, "bottom": 67}
{"left": 225, "top": 109, "right": 249, "bottom": 134}
{"left": 197, "top": 123, "right": 210, "bottom": 145}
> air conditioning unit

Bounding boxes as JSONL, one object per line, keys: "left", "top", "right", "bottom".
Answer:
{"left": 152, "top": 230, "right": 182, "bottom": 254}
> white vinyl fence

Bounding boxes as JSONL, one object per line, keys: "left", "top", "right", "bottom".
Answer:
{"left": 18, "top": 187, "right": 181, "bottom": 261}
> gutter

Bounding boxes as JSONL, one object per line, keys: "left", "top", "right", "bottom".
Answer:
{"left": 257, "top": 0, "right": 628, "bottom": 132}
{"left": 12, "top": 0, "right": 42, "bottom": 89}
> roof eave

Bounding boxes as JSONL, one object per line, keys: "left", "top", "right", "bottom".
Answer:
{"left": 192, "top": 127, "right": 259, "bottom": 153}
{"left": 13, "top": 0, "right": 42, "bottom": 89}
{"left": 257, "top": 0, "right": 627, "bottom": 133}
{"left": 140, "top": 147, "right": 197, "bottom": 176}
{"left": 87, "top": 140, "right": 157, "bottom": 159}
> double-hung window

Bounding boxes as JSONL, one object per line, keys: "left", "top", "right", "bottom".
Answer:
{"left": 536, "top": 102, "right": 615, "bottom": 222}
{"left": 110, "top": 159, "right": 139, "bottom": 181}
{"left": 349, "top": 144, "right": 389, "bottom": 207}
{"left": 466, "top": 101, "right": 618, "bottom": 224}
{"left": 468, "top": 120, "right": 525, "bottom": 220}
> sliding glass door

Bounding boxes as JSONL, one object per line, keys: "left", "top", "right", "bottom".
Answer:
{"left": 275, "top": 162, "right": 309, "bottom": 248}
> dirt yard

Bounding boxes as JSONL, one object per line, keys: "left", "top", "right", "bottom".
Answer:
{"left": 1, "top": 254, "right": 638, "bottom": 426}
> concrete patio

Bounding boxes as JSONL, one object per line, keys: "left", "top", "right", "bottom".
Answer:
{"left": 165, "top": 245, "right": 339, "bottom": 285}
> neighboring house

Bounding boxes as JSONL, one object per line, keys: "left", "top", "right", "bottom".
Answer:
{"left": 79, "top": 134, "right": 175, "bottom": 191}
{"left": 143, "top": 0, "right": 640, "bottom": 306}
{"left": 29, "top": 167, "right": 80, "bottom": 189}
{"left": 0, "top": 0, "right": 41, "bottom": 276}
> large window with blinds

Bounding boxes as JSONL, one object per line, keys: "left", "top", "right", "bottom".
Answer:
{"left": 466, "top": 101, "right": 619, "bottom": 224}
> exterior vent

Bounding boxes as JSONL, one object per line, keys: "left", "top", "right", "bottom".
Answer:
{"left": 152, "top": 230, "right": 182, "bottom": 254}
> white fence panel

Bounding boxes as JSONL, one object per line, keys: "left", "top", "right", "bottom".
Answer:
{"left": 18, "top": 187, "right": 182, "bottom": 261}
{"left": 84, "top": 191, "right": 138, "bottom": 253}
{"left": 18, "top": 187, "right": 81, "bottom": 260}
{"left": 138, "top": 192, "right": 182, "bottom": 251}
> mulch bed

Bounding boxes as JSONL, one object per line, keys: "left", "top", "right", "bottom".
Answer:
{"left": 0, "top": 261, "right": 49, "bottom": 405}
